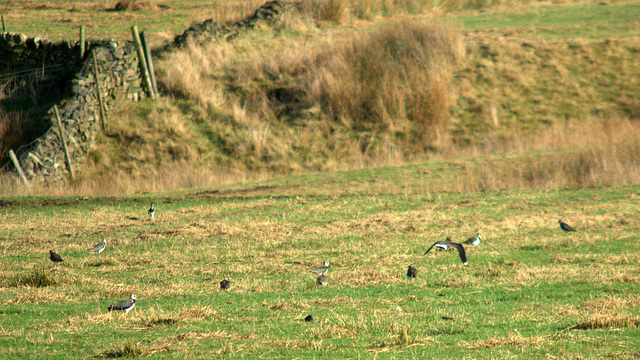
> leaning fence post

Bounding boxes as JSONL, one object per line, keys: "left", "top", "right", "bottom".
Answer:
{"left": 141, "top": 31, "right": 158, "bottom": 96}
{"left": 79, "top": 25, "right": 85, "bottom": 59}
{"left": 131, "top": 26, "right": 155, "bottom": 100}
{"left": 9, "top": 149, "right": 29, "bottom": 186}
{"left": 92, "top": 49, "right": 107, "bottom": 132}
{"left": 53, "top": 106, "right": 75, "bottom": 180}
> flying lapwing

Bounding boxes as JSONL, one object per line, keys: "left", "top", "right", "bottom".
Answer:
{"left": 407, "top": 265, "right": 418, "bottom": 279}
{"left": 49, "top": 250, "right": 64, "bottom": 265}
{"left": 220, "top": 277, "right": 231, "bottom": 290}
{"left": 424, "top": 239, "right": 468, "bottom": 265}
{"left": 311, "top": 260, "right": 330, "bottom": 275}
{"left": 108, "top": 294, "right": 137, "bottom": 313}
{"left": 87, "top": 237, "right": 107, "bottom": 254}
{"left": 463, "top": 233, "right": 482, "bottom": 246}
{"left": 434, "top": 237, "right": 453, "bottom": 250}
{"left": 558, "top": 220, "right": 576, "bottom": 232}
{"left": 148, "top": 203, "right": 155, "bottom": 219}
{"left": 316, "top": 274, "right": 328, "bottom": 286}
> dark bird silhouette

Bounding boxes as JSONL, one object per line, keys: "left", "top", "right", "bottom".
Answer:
{"left": 220, "top": 277, "right": 231, "bottom": 290}
{"left": 108, "top": 294, "right": 136, "bottom": 313}
{"left": 558, "top": 220, "right": 576, "bottom": 232}
{"left": 49, "top": 250, "right": 64, "bottom": 265}
{"left": 316, "top": 274, "right": 328, "bottom": 286}
{"left": 424, "top": 239, "right": 468, "bottom": 265}
{"left": 304, "top": 315, "right": 314, "bottom": 322}
{"left": 406, "top": 265, "right": 418, "bottom": 279}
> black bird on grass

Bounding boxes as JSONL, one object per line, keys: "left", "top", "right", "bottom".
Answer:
{"left": 304, "top": 315, "right": 314, "bottom": 322}
{"left": 406, "top": 265, "right": 418, "bottom": 279}
{"left": 424, "top": 239, "right": 468, "bottom": 265}
{"left": 316, "top": 274, "right": 328, "bottom": 286}
{"left": 558, "top": 220, "right": 576, "bottom": 232}
{"left": 49, "top": 250, "right": 64, "bottom": 265}
{"left": 108, "top": 294, "right": 136, "bottom": 313}
{"left": 220, "top": 277, "right": 231, "bottom": 290}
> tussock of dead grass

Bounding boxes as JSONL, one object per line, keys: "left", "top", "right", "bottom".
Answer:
{"left": 467, "top": 333, "right": 550, "bottom": 349}
{"left": 5, "top": 266, "right": 57, "bottom": 288}
{"left": 570, "top": 314, "right": 640, "bottom": 330}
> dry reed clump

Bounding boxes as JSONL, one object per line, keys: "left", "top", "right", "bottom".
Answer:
{"left": 0, "top": 109, "right": 34, "bottom": 167}
{"left": 158, "top": 20, "right": 463, "bottom": 174}
{"left": 569, "top": 314, "right": 640, "bottom": 330}
{"left": 466, "top": 333, "right": 549, "bottom": 349}
{"left": 5, "top": 266, "right": 58, "bottom": 288}
{"left": 114, "top": 0, "right": 158, "bottom": 11}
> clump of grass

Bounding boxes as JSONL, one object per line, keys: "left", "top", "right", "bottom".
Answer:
{"left": 114, "top": 0, "right": 158, "bottom": 11}
{"left": 98, "top": 341, "right": 145, "bottom": 358}
{"left": 7, "top": 266, "right": 57, "bottom": 288}
{"left": 570, "top": 314, "right": 640, "bottom": 330}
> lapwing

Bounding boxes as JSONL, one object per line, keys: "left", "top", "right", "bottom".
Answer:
{"left": 49, "top": 250, "right": 64, "bottom": 265}
{"left": 87, "top": 237, "right": 107, "bottom": 254}
{"left": 434, "top": 236, "right": 453, "bottom": 250}
{"left": 558, "top": 220, "right": 576, "bottom": 232}
{"left": 220, "top": 277, "right": 231, "bottom": 290}
{"left": 316, "top": 274, "right": 328, "bottom": 286}
{"left": 406, "top": 265, "right": 418, "bottom": 279}
{"left": 463, "top": 233, "right": 482, "bottom": 246}
{"left": 424, "top": 240, "right": 468, "bottom": 265}
{"left": 148, "top": 203, "right": 155, "bottom": 219}
{"left": 311, "top": 260, "right": 329, "bottom": 275}
{"left": 108, "top": 294, "right": 136, "bottom": 313}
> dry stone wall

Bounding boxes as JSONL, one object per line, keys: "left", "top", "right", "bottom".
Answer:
{"left": 2, "top": 1, "right": 292, "bottom": 183}
{"left": 1, "top": 34, "right": 146, "bottom": 182}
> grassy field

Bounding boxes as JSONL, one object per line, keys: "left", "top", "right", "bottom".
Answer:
{"left": 1, "top": 163, "right": 640, "bottom": 358}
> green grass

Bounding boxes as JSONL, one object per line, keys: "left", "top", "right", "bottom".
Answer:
{"left": 1, "top": 161, "right": 640, "bottom": 358}
{"left": 454, "top": 2, "right": 640, "bottom": 39}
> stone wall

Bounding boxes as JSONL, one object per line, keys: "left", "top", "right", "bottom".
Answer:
{"left": 2, "top": 1, "right": 292, "bottom": 183}
{"left": 1, "top": 35, "right": 147, "bottom": 182}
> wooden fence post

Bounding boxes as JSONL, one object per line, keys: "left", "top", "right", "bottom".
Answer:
{"left": 92, "top": 49, "right": 107, "bottom": 132}
{"left": 53, "top": 106, "right": 75, "bottom": 180}
{"left": 141, "top": 31, "right": 158, "bottom": 96}
{"left": 131, "top": 26, "right": 155, "bottom": 100}
{"left": 9, "top": 149, "right": 29, "bottom": 186}
{"left": 79, "top": 25, "right": 85, "bottom": 59}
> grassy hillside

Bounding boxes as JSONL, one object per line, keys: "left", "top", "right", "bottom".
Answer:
{"left": 1, "top": 0, "right": 639, "bottom": 193}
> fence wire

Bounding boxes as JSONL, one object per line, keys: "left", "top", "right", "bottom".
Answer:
{"left": 1, "top": 57, "right": 95, "bottom": 176}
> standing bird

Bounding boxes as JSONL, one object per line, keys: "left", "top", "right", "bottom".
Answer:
{"left": 49, "top": 250, "right": 64, "bottom": 265}
{"left": 148, "top": 203, "right": 155, "bottom": 219}
{"left": 108, "top": 294, "right": 137, "bottom": 313}
{"left": 407, "top": 265, "right": 418, "bottom": 279}
{"left": 464, "top": 233, "right": 482, "bottom": 246}
{"left": 219, "top": 277, "right": 231, "bottom": 290}
{"left": 424, "top": 239, "right": 468, "bottom": 265}
{"left": 87, "top": 237, "right": 107, "bottom": 254}
{"left": 316, "top": 274, "right": 328, "bottom": 286}
{"left": 558, "top": 220, "right": 576, "bottom": 232}
{"left": 311, "top": 260, "right": 330, "bottom": 275}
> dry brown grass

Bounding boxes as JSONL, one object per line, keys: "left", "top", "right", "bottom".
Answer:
{"left": 113, "top": 0, "right": 158, "bottom": 11}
